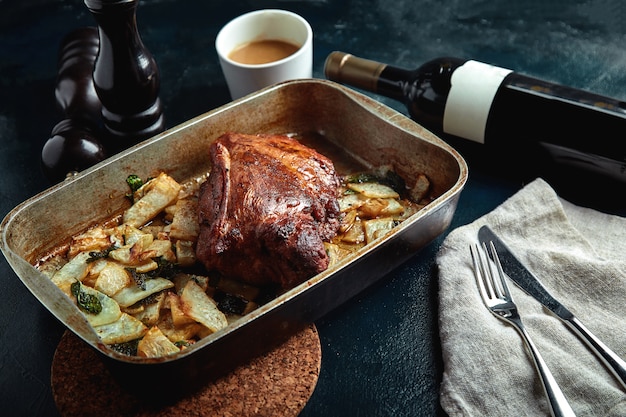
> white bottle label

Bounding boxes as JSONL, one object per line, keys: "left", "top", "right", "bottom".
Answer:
{"left": 443, "top": 60, "right": 512, "bottom": 143}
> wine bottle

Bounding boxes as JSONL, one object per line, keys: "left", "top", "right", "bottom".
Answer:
{"left": 324, "top": 51, "right": 626, "bottom": 196}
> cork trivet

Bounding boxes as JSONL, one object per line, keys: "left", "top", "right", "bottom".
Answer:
{"left": 52, "top": 324, "right": 321, "bottom": 417}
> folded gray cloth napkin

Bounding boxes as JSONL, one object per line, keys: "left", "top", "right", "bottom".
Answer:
{"left": 437, "top": 178, "right": 626, "bottom": 416}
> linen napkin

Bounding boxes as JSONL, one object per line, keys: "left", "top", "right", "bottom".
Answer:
{"left": 437, "top": 178, "right": 626, "bottom": 416}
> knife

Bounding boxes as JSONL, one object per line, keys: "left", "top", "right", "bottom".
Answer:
{"left": 478, "top": 225, "right": 626, "bottom": 390}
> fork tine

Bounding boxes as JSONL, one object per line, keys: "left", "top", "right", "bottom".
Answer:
{"left": 480, "top": 242, "right": 499, "bottom": 299}
{"left": 485, "top": 241, "right": 512, "bottom": 301}
{"left": 474, "top": 243, "right": 495, "bottom": 298}
{"left": 471, "top": 243, "right": 493, "bottom": 302}
{"left": 470, "top": 244, "right": 485, "bottom": 298}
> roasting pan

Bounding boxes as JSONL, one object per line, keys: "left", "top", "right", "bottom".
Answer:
{"left": 1, "top": 79, "right": 467, "bottom": 395}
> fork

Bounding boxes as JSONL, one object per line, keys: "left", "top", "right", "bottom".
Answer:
{"left": 471, "top": 242, "right": 576, "bottom": 417}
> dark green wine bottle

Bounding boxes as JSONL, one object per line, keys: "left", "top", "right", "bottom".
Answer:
{"left": 325, "top": 51, "right": 626, "bottom": 190}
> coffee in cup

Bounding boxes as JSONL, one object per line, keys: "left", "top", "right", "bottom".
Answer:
{"left": 216, "top": 9, "right": 313, "bottom": 100}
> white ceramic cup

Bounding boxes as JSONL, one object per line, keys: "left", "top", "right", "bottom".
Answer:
{"left": 216, "top": 9, "right": 313, "bottom": 100}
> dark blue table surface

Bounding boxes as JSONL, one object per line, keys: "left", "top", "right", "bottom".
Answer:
{"left": 1, "top": 1, "right": 625, "bottom": 416}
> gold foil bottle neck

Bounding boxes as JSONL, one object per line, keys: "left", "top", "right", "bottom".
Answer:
{"left": 324, "top": 51, "right": 387, "bottom": 92}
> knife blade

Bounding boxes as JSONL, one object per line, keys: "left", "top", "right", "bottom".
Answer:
{"left": 478, "top": 225, "right": 626, "bottom": 390}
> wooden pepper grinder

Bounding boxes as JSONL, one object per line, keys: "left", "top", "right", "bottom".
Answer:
{"left": 41, "top": 27, "right": 108, "bottom": 183}
{"left": 84, "top": 0, "right": 164, "bottom": 152}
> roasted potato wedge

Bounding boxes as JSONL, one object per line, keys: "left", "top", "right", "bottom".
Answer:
{"left": 180, "top": 280, "right": 228, "bottom": 333}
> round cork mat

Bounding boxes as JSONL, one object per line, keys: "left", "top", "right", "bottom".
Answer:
{"left": 52, "top": 324, "right": 321, "bottom": 417}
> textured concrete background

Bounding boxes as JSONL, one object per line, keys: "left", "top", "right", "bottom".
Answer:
{"left": 1, "top": 1, "right": 625, "bottom": 415}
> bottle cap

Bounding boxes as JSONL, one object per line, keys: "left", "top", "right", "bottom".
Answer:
{"left": 324, "top": 51, "right": 386, "bottom": 92}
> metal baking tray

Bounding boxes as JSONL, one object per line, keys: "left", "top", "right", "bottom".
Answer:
{"left": 1, "top": 79, "right": 467, "bottom": 395}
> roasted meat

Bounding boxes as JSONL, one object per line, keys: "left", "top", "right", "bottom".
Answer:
{"left": 196, "top": 132, "right": 342, "bottom": 288}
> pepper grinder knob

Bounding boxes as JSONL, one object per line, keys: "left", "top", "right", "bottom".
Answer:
{"left": 85, "top": 0, "right": 165, "bottom": 152}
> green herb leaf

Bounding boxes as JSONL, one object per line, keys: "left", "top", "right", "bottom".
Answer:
{"left": 174, "top": 340, "right": 192, "bottom": 348}
{"left": 126, "top": 174, "right": 144, "bottom": 193}
{"left": 86, "top": 245, "right": 116, "bottom": 263}
{"left": 70, "top": 281, "right": 103, "bottom": 314}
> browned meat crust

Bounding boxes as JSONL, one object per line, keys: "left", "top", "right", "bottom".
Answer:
{"left": 196, "top": 133, "right": 341, "bottom": 288}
